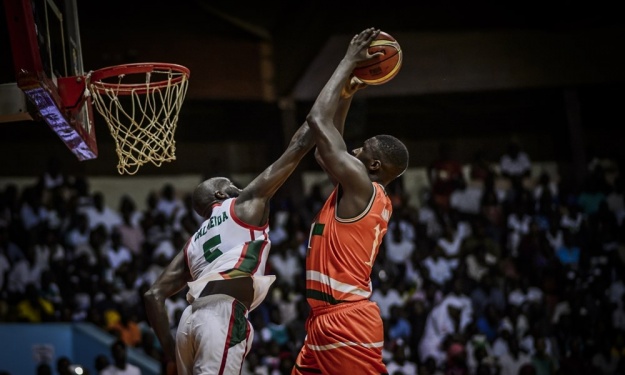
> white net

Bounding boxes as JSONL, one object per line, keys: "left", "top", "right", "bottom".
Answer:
{"left": 88, "top": 66, "right": 189, "bottom": 175}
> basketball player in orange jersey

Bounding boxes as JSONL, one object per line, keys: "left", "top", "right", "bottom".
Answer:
{"left": 292, "top": 28, "right": 409, "bottom": 375}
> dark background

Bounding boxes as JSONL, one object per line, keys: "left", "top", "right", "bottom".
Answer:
{"left": 1, "top": 0, "right": 624, "bottom": 177}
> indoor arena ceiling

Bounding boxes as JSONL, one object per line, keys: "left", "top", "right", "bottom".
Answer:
{"left": 77, "top": 0, "right": 625, "bottom": 99}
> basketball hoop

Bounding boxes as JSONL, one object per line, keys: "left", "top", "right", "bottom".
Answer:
{"left": 86, "top": 62, "right": 190, "bottom": 175}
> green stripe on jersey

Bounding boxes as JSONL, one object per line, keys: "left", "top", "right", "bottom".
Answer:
{"left": 306, "top": 289, "right": 346, "bottom": 305}
{"left": 312, "top": 223, "right": 325, "bottom": 236}
{"left": 237, "top": 240, "right": 265, "bottom": 273}
{"left": 228, "top": 301, "right": 248, "bottom": 347}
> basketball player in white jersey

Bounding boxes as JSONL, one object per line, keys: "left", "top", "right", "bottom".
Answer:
{"left": 143, "top": 64, "right": 372, "bottom": 373}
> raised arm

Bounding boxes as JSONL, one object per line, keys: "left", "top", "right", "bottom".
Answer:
{"left": 307, "top": 28, "right": 381, "bottom": 215}
{"left": 234, "top": 119, "right": 315, "bottom": 226}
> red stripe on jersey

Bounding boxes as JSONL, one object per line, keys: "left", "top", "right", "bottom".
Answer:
{"left": 229, "top": 199, "right": 269, "bottom": 232}
{"left": 234, "top": 242, "right": 250, "bottom": 269}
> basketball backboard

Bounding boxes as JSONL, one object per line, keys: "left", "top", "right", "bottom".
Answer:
{"left": 1, "top": 0, "right": 97, "bottom": 160}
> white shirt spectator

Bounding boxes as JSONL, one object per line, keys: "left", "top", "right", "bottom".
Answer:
{"left": 419, "top": 295, "right": 473, "bottom": 365}
{"left": 422, "top": 253, "right": 455, "bottom": 286}
{"left": 20, "top": 202, "right": 49, "bottom": 231}
{"left": 506, "top": 211, "right": 532, "bottom": 256}
{"left": 500, "top": 145, "right": 531, "bottom": 179}
{"left": 0, "top": 252, "right": 9, "bottom": 291}
{"left": 101, "top": 363, "right": 141, "bottom": 375}
{"left": 437, "top": 231, "right": 464, "bottom": 258}
{"left": 388, "top": 218, "right": 416, "bottom": 242}
{"left": 155, "top": 184, "right": 185, "bottom": 221}
{"left": 386, "top": 359, "right": 418, "bottom": 375}
{"left": 385, "top": 235, "right": 415, "bottom": 265}
{"left": 508, "top": 286, "right": 544, "bottom": 308}
{"left": 80, "top": 192, "right": 123, "bottom": 233}
{"left": 152, "top": 240, "right": 176, "bottom": 262}
{"left": 268, "top": 247, "right": 301, "bottom": 287}
{"left": 106, "top": 244, "right": 133, "bottom": 271}
{"left": 8, "top": 258, "right": 44, "bottom": 294}
{"left": 371, "top": 284, "right": 404, "bottom": 320}
{"left": 450, "top": 183, "right": 483, "bottom": 215}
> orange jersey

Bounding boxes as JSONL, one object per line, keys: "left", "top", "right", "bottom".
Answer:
{"left": 305, "top": 182, "right": 392, "bottom": 309}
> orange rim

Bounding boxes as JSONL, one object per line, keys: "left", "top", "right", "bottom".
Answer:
{"left": 89, "top": 62, "right": 190, "bottom": 95}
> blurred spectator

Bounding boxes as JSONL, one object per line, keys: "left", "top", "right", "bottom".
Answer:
{"left": 38, "top": 157, "right": 67, "bottom": 191}
{"left": 419, "top": 294, "right": 473, "bottom": 366}
{"left": 65, "top": 213, "right": 91, "bottom": 252}
{"left": 94, "top": 354, "right": 110, "bottom": 375}
{"left": 100, "top": 340, "right": 141, "bottom": 375}
{"left": 0, "top": 224, "right": 24, "bottom": 264}
{"left": 421, "top": 245, "right": 455, "bottom": 289}
{"left": 386, "top": 341, "right": 418, "bottom": 375}
{"left": 428, "top": 142, "right": 465, "bottom": 213}
{"left": 36, "top": 362, "right": 52, "bottom": 375}
{"left": 383, "top": 217, "right": 416, "bottom": 279}
{"left": 7, "top": 245, "right": 44, "bottom": 299}
{"left": 420, "top": 356, "right": 444, "bottom": 375}
{"left": 20, "top": 186, "right": 49, "bottom": 232}
{"left": 479, "top": 175, "right": 506, "bottom": 243}
{"left": 499, "top": 139, "right": 532, "bottom": 185}
{"left": 56, "top": 356, "right": 72, "bottom": 375}
{"left": 591, "top": 338, "right": 620, "bottom": 375}
{"left": 39, "top": 270, "right": 63, "bottom": 309}
{"left": 16, "top": 283, "right": 55, "bottom": 322}
{"left": 530, "top": 336, "right": 558, "bottom": 375}
{"left": 558, "top": 336, "right": 593, "bottom": 375}
{"left": 371, "top": 280, "right": 404, "bottom": 321}
{"left": 469, "top": 149, "right": 496, "bottom": 184}
{"left": 268, "top": 241, "right": 301, "bottom": 288}
{"left": 80, "top": 192, "right": 122, "bottom": 233}
{"left": 445, "top": 342, "right": 469, "bottom": 375}
{"left": 107, "top": 303, "right": 142, "bottom": 347}
{"left": 155, "top": 184, "right": 184, "bottom": 224}
{"left": 470, "top": 272, "right": 505, "bottom": 318}
{"left": 104, "top": 230, "right": 133, "bottom": 273}
{"left": 554, "top": 230, "right": 581, "bottom": 270}
{"left": 387, "top": 304, "right": 412, "bottom": 343}
{"left": 116, "top": 196, "right": 145, "bottom": 257}
{"left": 172, "top": 192, "right": 202, "bottom": 237}
{"left": 498, "top": 337, "right": 531, "bottom": 375}
{"left": 577, "top": 169, "right": 608, "bottom": 218}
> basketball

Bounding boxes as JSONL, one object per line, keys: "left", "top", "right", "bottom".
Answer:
{"left": 353, "top": 31, "right": 402, "bottom": 85}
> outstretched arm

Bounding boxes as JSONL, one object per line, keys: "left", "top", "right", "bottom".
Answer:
{"left": 234, "top": 119, "right": 315, "bottom": 226}
{"left": 307, "top": 28, "right": 381, "bottom": 216}
{"left": 144, "top": 248, "right": 191, "bottom": 363}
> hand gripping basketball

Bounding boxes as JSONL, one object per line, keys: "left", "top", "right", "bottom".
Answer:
{"left": 353, "top": 31, "right": 403, "bottom": 85}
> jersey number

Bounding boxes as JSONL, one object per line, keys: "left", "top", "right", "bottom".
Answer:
{"left": 365, "top": 224, "right": 382, "bottom": 267}
{"left": 202, "top": 234, "right": 222, "bottom": 263}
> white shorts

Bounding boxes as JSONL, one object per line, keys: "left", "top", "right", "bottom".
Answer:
{"left": 176, "top": 294, "right": 253, "bottom": 375}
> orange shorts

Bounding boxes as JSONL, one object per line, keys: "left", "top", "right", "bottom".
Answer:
{"left": 292, "top": 300, "right": 387, "bottom": 375}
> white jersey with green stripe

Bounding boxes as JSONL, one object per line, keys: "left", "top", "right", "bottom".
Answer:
{"left": 184, "top": 198, "right": 275, "bottom": 310}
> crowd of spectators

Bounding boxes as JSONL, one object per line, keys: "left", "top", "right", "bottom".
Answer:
{"left": 1, "top": 144, "right": 625, "bottom": 375}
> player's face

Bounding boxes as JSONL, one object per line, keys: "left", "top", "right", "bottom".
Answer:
{"left": 352, "top": 138, "right": 378, "bottom": 165}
